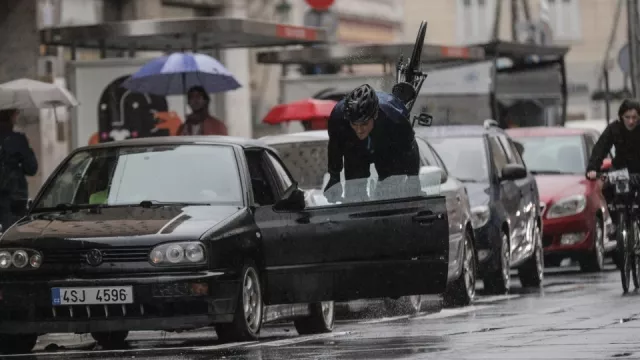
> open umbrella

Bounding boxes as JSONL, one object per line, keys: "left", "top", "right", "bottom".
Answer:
{"left": 263, "top": 98, "right": 337, "bottom": 125}
{"left": 121, "top": 52, "right": 241, "bottom": 96}
{"left": 0, "top": 78, "right": 78, "bottom": 110}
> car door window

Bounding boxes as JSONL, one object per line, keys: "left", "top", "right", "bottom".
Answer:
{"left": 265, "top": 151, "right": 294, "bottom": 192}
{"left": 498, "top": 135, "right": 517, "bottom": 164}
{"left": 415, "top": 138, "right": 431, "bottom": 166}
{"left": 245, "top": 150, "right": 277, "bottom": 206}
{"left": 507, "top": 139, "right": 525, "bottom": 166}
{"left": 428, "top": 144, "right": 450, "bottom": 174}
{"left": 488, "top": 136, "right": 508, "bottom": 173}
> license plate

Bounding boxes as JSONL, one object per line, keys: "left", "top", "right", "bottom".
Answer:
{"left": 51, "top": 286, "right": 133, "bottom": 306}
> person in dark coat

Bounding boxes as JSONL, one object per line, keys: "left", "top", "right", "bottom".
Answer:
{"left": 0, "top": 109, "right": 38, "bottom": 231}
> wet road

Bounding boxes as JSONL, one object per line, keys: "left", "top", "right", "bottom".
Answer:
{"left": 10, "top": 262, "right": 640, "bottom": 360}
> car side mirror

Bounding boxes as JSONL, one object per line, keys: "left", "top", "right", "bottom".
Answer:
{"left": 601, "top": 158, "right": 612, "bottom": 171}
{"left": 501, "top": 164, "right": 527, "bottom": 181}
{"left": 419, "top": 165, "right": 446, "bottom": 187}
{"left": 274, "top": 182, "right": 306, "bottom": 212}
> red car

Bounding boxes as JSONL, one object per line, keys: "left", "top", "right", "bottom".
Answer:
{"left": 507, "top": 127, "right": 616, "bottom": 272}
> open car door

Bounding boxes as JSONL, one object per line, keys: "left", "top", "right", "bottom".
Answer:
{"left": 252, "top": 150, "right": 449, "bottom": 305}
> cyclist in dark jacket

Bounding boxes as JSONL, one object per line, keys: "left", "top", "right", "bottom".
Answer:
{"left": 587, "top": 99, "right": 640, "bottom": 178}
{"left": 324, "top": 84, "right": 421, "bottom": 202}
{"left": 586, "top": 99, "right": 640, "bottom": 235}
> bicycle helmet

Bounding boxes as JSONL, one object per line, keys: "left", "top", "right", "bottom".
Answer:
{"left": 344, "top": 84, "right": 379, "bottom": 124}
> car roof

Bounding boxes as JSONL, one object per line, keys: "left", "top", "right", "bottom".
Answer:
{"left": 415, "top": 124, "right": 505, "bottom": 138}
{"left": 75, "top": 135, "right": 271, "bottom": 152}
{"left": 260, "top": 130, "right": 329, "bottom": 145}
{"left": 506, "top": 126, "right": 590, "bottom": 137}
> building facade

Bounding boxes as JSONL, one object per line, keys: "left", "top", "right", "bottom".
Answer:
{"left": 403, "top": 0, "right": 628, "bottom": 121}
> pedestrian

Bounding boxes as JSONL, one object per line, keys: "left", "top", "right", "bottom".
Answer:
{"left": 0, "top": 109, "right": 38, "bottom": 231}
{"left": 177, "top": 86, "right": 228, "bottom": 136}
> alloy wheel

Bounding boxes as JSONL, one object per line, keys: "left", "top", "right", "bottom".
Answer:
{"left": 243, "top": 267, "right": 262, "bottom": 333}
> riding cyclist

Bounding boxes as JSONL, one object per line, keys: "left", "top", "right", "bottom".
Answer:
{"left": 586, "top": 99, "right": 640, "bottom": 235}
{"left": 323, "top": 84, "right": 421, "bottom": 202}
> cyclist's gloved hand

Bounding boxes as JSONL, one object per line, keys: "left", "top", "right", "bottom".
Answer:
{"left": 324, "top": 174, "right": 342, "bottom": 203}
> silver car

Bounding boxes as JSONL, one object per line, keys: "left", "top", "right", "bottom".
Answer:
{"left": 260, "top": 130, "right": 478, "bottom": 312}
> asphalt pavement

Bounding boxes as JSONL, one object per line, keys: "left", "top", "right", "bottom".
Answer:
{"left": 7, "top": 261, "right": 640, "bottom": 360}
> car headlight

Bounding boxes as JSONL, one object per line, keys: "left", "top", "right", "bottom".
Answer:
{"left": 471, "top": 205, "right": 491, "bottom": 227}
{"left": 149, "top": 242, "right": 206, "bottom": 266}
{"left": 546, "top": 195, "right": 586, "bottom": 219}
{"left": 0, "top": 249, "right": 42, "bottom": 270}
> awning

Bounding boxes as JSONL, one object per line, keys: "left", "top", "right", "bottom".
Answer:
{"left": 256, "top": 43, "right": 486, "bottom": 66}
{"left": 39, "top": 17, "right": 329, "bottom": 51}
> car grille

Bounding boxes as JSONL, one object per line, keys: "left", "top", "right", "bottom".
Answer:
{"left": 543, "top": 235, "right": 554, "bottom": 248}
{"left": 42, "top": 246, "right": 151, "bottom": 264}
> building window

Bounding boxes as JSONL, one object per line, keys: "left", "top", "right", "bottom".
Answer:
{"left": 457, "top": 0, "right": 495, "bottom": 45}
{"left": 547, "top": 0, "right": 582, "bottom": 41}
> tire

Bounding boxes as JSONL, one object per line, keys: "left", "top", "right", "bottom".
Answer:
{"left": 519, "top": 224, "right": 544, "bottom": 288}
{"left": 294, "top": 301, "right": 335, "bottom": 335}
{"left": 580, "top": 215, "right": 605, "bottom": 272}
{"left": 216, "top": 262, "right": 263, "bottom": 342}
{"left": 0, "top": 334, "right": 37, "bottom": 354}
{"left": 406, "top": 20, "right": 427, "bottom": 83}
{"left": 91, "top": 331, "right": 128, "bottom": 349}
{"left": 483, "top": 231, "right": 510, "bottom": 295}
{"left": 443, "top": 229, "right": 477, "bottom": 307}
{"left": 384, "top": 295, "right": 423, "bottom": 315}
{"left": 631, "top": 220, "right": 640, "bottom": 290}
{"left": 617, "top": 213, "right": 632, "bottom": 294}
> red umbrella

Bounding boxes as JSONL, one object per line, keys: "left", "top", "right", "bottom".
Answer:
{"left": 262, "top": 98, "right": 337, "bottom": 125}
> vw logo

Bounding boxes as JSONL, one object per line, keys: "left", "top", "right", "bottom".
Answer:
{"left": 86, "top": 249, "right": 103, "bottom": 266}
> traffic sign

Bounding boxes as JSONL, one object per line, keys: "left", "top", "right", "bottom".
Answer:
{"left": 305, "top": 0, "right": 334, "bottom": 11}
{"left": 303, "top": 8, "right": 338, "bottom": 43}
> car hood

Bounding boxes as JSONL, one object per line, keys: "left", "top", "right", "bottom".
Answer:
{"left": 463, "top": 181, "right": 491, "bottom": 208}
{"left": 0, "top": 205, "right": 242, "bottom": 247}
{"left": 535, "top": 175, "right": 587, "bottom": 203}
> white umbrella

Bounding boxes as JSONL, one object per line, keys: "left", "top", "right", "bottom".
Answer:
{"left": 0, "top": 78, "right": 78, "bottom": 110}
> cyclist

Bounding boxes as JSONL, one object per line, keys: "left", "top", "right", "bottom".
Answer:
{"left": 323, "top": 84, "right": 421, "bottom": 202}
{"left": 586, "top": 99, "right": 640, "bottom": 234}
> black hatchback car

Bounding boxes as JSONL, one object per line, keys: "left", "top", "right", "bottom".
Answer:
{"left": 417, "top": 121, "right": 544, "bottom": 295}
{"left": 0, "top": 136, "right": 451, "bottom": 354}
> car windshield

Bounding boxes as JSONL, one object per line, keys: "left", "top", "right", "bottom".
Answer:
{"left": 514, "top": 135, "right": 586, "bottom": 174}
{"left": 33, "top": 144, "right": 244, "bottom": 209}
{"left": 428, "top": 136, "right": 489, "bottom": 182}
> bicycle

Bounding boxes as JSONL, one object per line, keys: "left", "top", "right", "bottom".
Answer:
{"left": 595, "top": 168, "right": 640, "bottom": 293}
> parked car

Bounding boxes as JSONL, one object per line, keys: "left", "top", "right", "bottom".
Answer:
{"left": 506, "top": 127, "right": 616, "bottom": 272}
{"left": 0, "top": 136, "right": 452, "bottom": 354}
{"left": 261, "top": 131, "right": 477, "bottom": 310}
{"left": 418, "top": 121, "right": 544, "bottom": 295}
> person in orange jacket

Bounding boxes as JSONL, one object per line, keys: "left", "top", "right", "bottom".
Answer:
{"left": 177, "top": 86, "right": 228, "bottom": 136}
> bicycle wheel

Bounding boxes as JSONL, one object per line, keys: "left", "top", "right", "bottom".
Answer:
{"left": 405, "top": 20, "right": 427, "bottom": 84}
{"left": 617, "top": 212, "right": 631, "bottom": 293}
{"left": 631, "top": 219, "right": 640, "bottom": 289}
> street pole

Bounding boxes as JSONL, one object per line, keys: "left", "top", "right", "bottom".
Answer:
{"left": 511, "top": 0, "right": 519, "bottom": 41}
{"left": 627, "top": 0, "right": 639, "bottom": 96}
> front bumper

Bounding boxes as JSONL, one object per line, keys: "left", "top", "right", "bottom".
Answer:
{"left": 542, "top": 213, "right": 593, "bottom": 258}
{"left": 0, "top": 271, "right": 238, "bottom": 334}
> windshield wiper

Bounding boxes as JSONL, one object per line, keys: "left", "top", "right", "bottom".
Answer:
{"left": 137, "top": 200, "right": 208, "bottom": 208}
{"left": 530, "top": 170, "right": 572, "bottom": 175}
{"left": 31, "top": 203, "right": 102, "bottom": 213}
{"left": 457, "top": 178, "right": 485, "bottom": 183}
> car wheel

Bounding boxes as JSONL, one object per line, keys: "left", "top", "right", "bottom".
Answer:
{"left": 91, "top": 331, "right": 129, "bottom": 349}
{"left": 483, "top": 231, "right": 510, "bottom": 295}
{"left": 519, "top": 224, "right": 544, "bottom": 288}
{"left": 0, "top": 334, "right": 37, "bottom": 354}
{"left": 294, "top": 301, "right": 335, "bottom": 335}
{"left": 580, "top": 216, "right": 605, "bottom": 272}
{"left": 216, "top": 262, "right": 263, "bottom": 342}
{"left": 443, "top": 229, "right": 477, "bottom": 307}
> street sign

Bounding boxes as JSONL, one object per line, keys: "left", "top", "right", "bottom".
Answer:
{"left": 303, "top": 8, "right": 338, "bottom": 43}
{"left": 618, "top": 43, "right": 630, "bottom": 74}
{"left": 305, "top": 0, "right": 335, "bottom": 11}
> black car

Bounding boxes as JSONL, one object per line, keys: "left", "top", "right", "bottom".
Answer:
{"left": 0, "top": 136, "right": 450, "bottom": 354}
{"left": 418, "top": 121, "right": 544, "bottom": 295}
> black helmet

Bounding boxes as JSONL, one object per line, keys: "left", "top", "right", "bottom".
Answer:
{"left": 344, "top": 84, "right": 379, "bottom": 124}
